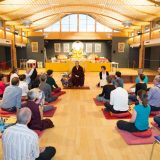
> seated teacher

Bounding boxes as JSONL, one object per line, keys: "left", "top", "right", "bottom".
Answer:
{"left": 117, "top": 90, "right": 150, "bottom": 132}
{"left": 71, "top": 61, "right": 85, "bottom": 87}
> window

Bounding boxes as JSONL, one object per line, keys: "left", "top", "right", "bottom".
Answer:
{"left": 44, "top": 21, "right": 60, "bottom": 32}
{"left": 96, "top": 22, "right": 112, "bottom": 32}
{"left": 43, "top": 14, "right": 112, "bottom": 33}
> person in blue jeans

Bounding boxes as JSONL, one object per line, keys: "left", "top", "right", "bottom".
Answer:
{"left": 117, "top": 89, "right": 151, "bottom": 132}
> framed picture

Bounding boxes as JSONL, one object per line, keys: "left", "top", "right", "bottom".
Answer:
{"left": 86, "top": 43, "right": 92, "bottom": 53}
{"left": 63, "top": 43, "right": 70, "bottom": 52}
{"left": 95, "top": 43, "right": 101, "bottom": 53}
{"left": 54, "top": 43, "right": 61, "bottom": 52}
{"left": 31, "top": 42, "right": 38, "bottom": 53}
{"left": 118, "top": 42, "right": 125, "bottom": 53}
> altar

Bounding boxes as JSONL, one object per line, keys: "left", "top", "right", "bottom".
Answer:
{"left": 45, "top": 41, "right": 112, "bottom": 72}
{"left": 45, "top": 61, "right": 111, "bottom": 72}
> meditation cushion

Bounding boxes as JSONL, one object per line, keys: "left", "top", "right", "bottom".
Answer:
{"left": 150, "top": 111, "right": 160, "bottom": 116}
{"left": 111, "top": 112, "right": 130, "bottom": 118}
{"left": 132, "top": 129, "right": 152, "bottom": 138}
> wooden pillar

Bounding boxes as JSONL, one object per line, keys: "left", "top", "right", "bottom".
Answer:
{"left": 2, "top": 21, "right": 6, "bottom": 39}
{"left": 149, "top": 21, "right": 152, "bottom": 40}
{"left": 139, "top": 26, "right": 145, "bottom": 68}
{"left": 11, "top": 26, "right": 17, "bottom": 68}
{"left": 20, "top": 28, "right": 23, "bottom": 43}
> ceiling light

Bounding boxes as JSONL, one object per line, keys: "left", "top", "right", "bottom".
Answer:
{"left": 22, "top": 20, "right": 32, "bottom": 28}
{"left": 122, "top": 21, "right": 132, "bottom": 28}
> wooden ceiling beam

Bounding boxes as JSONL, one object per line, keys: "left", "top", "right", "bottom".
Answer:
{"left": 9, "top": 4, "right": 149, "bottom": 23}
{"left": 147, "top": 0, "right": 160, "bottom": 5}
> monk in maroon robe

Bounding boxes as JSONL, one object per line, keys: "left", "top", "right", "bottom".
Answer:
{"left": 71, "top": 61, "right": 85, "bottom": 87}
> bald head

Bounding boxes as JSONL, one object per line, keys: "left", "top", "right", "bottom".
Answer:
{"left": 17, "top": 108, "right": 32, "bottom": 125}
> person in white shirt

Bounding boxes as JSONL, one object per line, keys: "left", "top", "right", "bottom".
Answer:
{"left": 97, "top": 66, "right": 109, "bottom": 87}
{"left": 10, "top": 68, "right": 19, "bottom": 84}
{"left": 104, "top": 79, "right": 129, "bottom": 113}
{"left": 2, "top": 107, "right": 56, "bottom": 160}
{"left": 19, "top": 74, "right": 29, "bottom": 97}
{"left": 25, "top": 67, "right": 35, "bottom": 85}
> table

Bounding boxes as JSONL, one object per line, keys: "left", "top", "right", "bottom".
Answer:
{"left": 111, "top": 62, "right": 119, "bottom": 72}
{"left": 45, "top": 61, "right": 111, "bottom": 72}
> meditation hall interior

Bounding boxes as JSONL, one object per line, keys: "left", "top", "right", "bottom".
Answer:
{"left": 1, "top": 0, "right": 160, "bottom": 160}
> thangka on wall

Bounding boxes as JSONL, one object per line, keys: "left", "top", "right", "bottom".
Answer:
{"left": 54, "top": 43, "right": 61, "bottom": 52}
{"left": 63, "top": 43, "right": 70, "bottom": 52}
{"left": 86, "top": 43, "right": 92, "bottom": 53}
{"left": 31, "top": 42, "right": 38, "bottom": 53}
{"left": 95, "top": 43, "right": 101, "bottom": 53}
{"left": 118, "top": 42, "right": 125, "bottom": 53}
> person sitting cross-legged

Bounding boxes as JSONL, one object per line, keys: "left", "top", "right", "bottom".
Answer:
{"left": 19, "top": 74, "right": 29, "bottom": 99}
{"left": 39, "top": 74, "right": 58, "bottom": 103}
{"left": 128, "top": 74, "right": 147, "bottom": 103}
{"left": 96, "top": 76, "right": 115, "bottom": 103}
{"left": 71, "top": 61, "right": 85, "bottom": 87}
{"left": 46, "top": 69, "right": 61, "bottom": 93}
{"left": 104, "top": 79, "right": 129, "bottom": 113}
{"left": 0, "top": 77, "right": 22, "bottom": 112}
{"left": 129, "top": 68, "right": 148, "bottom": 93}
{"left": 148, "top": 75, "right": 160, "bottom": 111}
{"left": 97, "top": 66, "right": 109, "bottom": 87}
{"left": 24, "top": 90, "right": 54, "bottom": 131}
{"left": 117, "top": 90, "right": 150, "bottom": 132}
{"left": 0, "top": 73, "right": 6, "bottom": 98}
{"left": 2, "top": 107, "right": 56, "bottom": 160}
{"left": 112, "top": 71, "right": 124, "bottom": 88}
{"left": 10, "top": 67, "right": 19, "bottom": 85}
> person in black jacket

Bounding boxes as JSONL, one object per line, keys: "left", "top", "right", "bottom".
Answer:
{"left": 129, "top": 74, "right": 147, "bottom": 102}
{"left": 96, "top": 76, "right": 115, "bottom": 103}
{"left": 29, "top": 65, "right": 39, "bottom": 89}
{"left": 97, "top": 66, "right": 109, "bottom": 87}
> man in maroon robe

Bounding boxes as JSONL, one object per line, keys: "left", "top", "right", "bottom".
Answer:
{"left": 71, "top": 61, "right": 85, "bottom": 87}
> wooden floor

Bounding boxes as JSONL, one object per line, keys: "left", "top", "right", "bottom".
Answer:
{"left": 1, "top": 68, "right": 158, "bottom": 76}
{"left": 0, "top": 72, "right": 160, "bottom": 160}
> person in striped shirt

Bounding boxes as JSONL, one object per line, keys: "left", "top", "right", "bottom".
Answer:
{"left": 2, "top": 107, "right": 56, "bottom": 160}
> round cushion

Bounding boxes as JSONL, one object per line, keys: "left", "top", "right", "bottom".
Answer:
{"left": 111, "top": 112, "right": 130, "bottom": 118}
{"left": 132, "top": 129, "right": 152, "bottom": 137}
{"left": 150, "top": 111, "right": 160, "bottom": 116}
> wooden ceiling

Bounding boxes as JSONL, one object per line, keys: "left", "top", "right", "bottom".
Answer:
{"left": 0, "top": 0, "right": 160, "bottom": 31}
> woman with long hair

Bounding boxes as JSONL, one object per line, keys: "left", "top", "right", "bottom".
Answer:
{"left": 117, "top": 89, "right": 150, "bottom": 132}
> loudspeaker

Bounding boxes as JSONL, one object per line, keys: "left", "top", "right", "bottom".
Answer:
{"left": 137, "top": 32, "right": 142, "bottom": 35}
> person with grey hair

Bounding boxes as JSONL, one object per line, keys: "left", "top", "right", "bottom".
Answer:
{"left": 39, "top": 74, "right": 58, "bottom": 103}
{"left": 104, "top": 79, "right": 129, "bottom": 113}
{"left": 23, "top": 90, "right": 54, "bottom": 131}
{"left": 148, "top": 75, "right": 160, "bottom": 111}
{"left": 0, "top": 77, "right": 22, "bottom": 112}
{"left": 2, "top": 107, "right": 56, "bottom": 160}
